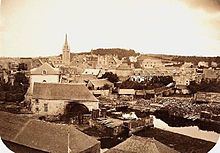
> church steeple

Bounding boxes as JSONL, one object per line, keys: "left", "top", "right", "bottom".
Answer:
{"left": 62, "top": 34, "right": 70, "bottom": 66}
{"left": 63, "top": 34, "right": 69, "bottom": 50}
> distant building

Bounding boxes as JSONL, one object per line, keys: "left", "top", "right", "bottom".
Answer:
{"left": 194, "top": 92, "right": 220, "bottom": 104}
{"left": 118, "top": 89, "right": 135, "bottom": 99}
{"left": 141, "top": 58, "right": 164, "bottom": 69}
{"left": 198, "top": 61, "right": 209, "bottom": 68}
{"left": 82, "top": 68, "right": 105, "bottom": 77}
{"left": 203, "top": 69, "right": 220, "bottom": 80}
{"left": 31, "top": 83, "right": 99, "bottom": 115}
{"left": 87, "top": 79, "right": 113, "bottom": 90}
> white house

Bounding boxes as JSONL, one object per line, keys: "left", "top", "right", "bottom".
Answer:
{"left": 31, "top": 83, "right": 99, "bottom": 116}
{"left": 29, "top": 63, "right": 60, "bottom": 94}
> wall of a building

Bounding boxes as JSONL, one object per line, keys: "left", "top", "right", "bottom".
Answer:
{"left": 30, "top": 75, "right": 60, "bottom": 93}
{"left": 80, "top": 101, "right": 99, "bottom": 111}
{"left": 31, "top": 99, "right": 65, "bottom": 116}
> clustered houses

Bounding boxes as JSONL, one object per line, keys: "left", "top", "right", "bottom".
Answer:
{"left": 1, "top": 34, "right": 219, "bottom": 117}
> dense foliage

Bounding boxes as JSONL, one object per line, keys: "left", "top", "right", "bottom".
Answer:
{"left": 172, "top": 56, "right": 220, "bottom": 67}
{"left": 101, "top": 72, "right": 119, "bottom": 83}
{"left": 0, "top": 72, "right": 29, "bottom": 102}
{"left": 91, "top": 48, "right": 139, "bottom": 59}
{"left": 120, "top": 76, "right": 174, "bottom": 90}
{"left": 187, "top": 79, "right": 220, "bottom": 93}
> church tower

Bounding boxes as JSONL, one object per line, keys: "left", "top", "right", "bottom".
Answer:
{"left": 62, "top": 34, "right": 70, "bottom": 66}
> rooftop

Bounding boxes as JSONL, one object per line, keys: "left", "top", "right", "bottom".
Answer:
{"left": 33, "top": 82, "right": 99, "bottom": 102}
{"left": 0, "top": 111, "right": 100, "bottom": 153}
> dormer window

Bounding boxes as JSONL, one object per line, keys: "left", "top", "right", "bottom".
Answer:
{"left": 42, "top": 70, "right": 47, "bottom": 75}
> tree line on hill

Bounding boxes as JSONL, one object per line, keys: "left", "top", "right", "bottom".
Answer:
{"left": 91, "top": 48, "right": 139, "bottom": 59}
{"left": 172, "top": 56, "right": 220, "bottom": 67}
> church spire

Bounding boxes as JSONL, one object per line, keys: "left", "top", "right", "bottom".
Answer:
{"left": 65, "top": 33, "right": 68, "bottom": 46}
{"left": 62, "top": 34, "right": 70, "bottom": 66}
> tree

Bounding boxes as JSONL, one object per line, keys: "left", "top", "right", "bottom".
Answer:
{"left": 187, "top": 80, "right": 200, "bottom": 94}
{"left": 102, "top": 84, "right": 111, "bottom": 90}
{"left": 101, "top": 72, "right": 119, "bottom": 83}
{"left": 120, "top": 80, "right": 143, "bottom": 90}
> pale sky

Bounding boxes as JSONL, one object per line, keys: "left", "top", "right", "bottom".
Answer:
{"left": 0, "top": 0, "right": 220, "bottom": 57}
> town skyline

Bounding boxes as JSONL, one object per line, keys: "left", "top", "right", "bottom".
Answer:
{"left": 1, "top": 0, "right": 220, "bottom": 57}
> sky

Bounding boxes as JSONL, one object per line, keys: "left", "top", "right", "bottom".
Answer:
{"left": 0, "top": 0, "right": 220, "bottom": 57}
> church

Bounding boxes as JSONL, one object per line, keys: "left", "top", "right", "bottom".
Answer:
{"left": 49, "top": 34, "right": 71, "bottom": 67}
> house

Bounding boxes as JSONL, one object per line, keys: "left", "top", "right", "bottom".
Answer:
{"left": 0, "top": 111, "right": 100, "bottom": 153}
{"left": 106, "top": 135, "right": 179, "bottom": 153}
{"left": 31, "top": 83, "right": 99, "bottom": 115}
{"left": 118, "top": 89, "right": 135, "bottom": 100}
{"left": 82, "top": 68, "right": 105, "bottom": 77}
{"left": 198, "top": 61, "right": 209, "bottom": 68}
{"left": 87, "top": 79, "right": 114, "bottom": 90}
{"left": 96, "top": 54, "right": 121, "bottom": 69}
{"left": 29, "top": 62, "right": 60, "bottom": 94}
{"left": 140, "top": 58, "right": 164, "bottom": 69}
{"left": 175, "top": 85, "right": 190, "bottom": 95}
{"left": 135, "top": 90, "right": 146, "bottom": 99}
{"left": 203, "top": 69, "right": 220, "bottom": 80}
{"left": 130, "top": 75, "right": 145, "bottom": 83}
{"left": 194, "top": 92, "right": 220, "bottom": 103}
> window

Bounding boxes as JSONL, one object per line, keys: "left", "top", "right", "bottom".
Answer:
{"left": 42, "top": 70, "right": 47, "bottom": 75}
{"left": 35, "top": 99, "right": 39, "bottom": 105}
{"left": 44, "top": 103, "right": 48, "bottom": 112}
{"left": 35, "top": 107, "right": 39, "bottom": 112}
{"left": 43, "top": 80, "right": 47, "bottom": 83}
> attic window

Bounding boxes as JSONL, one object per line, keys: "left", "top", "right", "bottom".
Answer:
{"left": 42, "top": 70, "right": 47, "bottom": 75}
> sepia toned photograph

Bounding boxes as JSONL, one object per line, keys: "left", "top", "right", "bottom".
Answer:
{"left": 0, "top": 0, "right": 220, "bottom": 152}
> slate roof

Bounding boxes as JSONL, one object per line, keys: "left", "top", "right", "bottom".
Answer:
{"left": 33, "top": 83, "right": 98, "bottom": 102}
{"left": 30, "top": 62, "right": 60, "bottom": 75}
{"left": 0, "top": 111, "right": 100, "bottom": 153}
{"left": 106, "top": 135, "right": 179, "bottom": 153}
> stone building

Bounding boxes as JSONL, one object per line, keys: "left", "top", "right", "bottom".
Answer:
{"left": 29, "top": 62, "right": 60, "bottom": 94}
{"left": 31, "top": 83, "right": 99, "bottom": 116}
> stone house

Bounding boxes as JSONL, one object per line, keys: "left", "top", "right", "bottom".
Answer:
{"left": 31, "top": 83, "right": 99, "bottom": 116}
